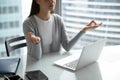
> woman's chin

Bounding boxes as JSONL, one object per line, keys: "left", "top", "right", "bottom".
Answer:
{"left": 50, "top": 8, "right": 55, "bottom": 13}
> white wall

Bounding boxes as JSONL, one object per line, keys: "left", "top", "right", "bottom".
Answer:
{"left": 21, "top": 0, "right": 32, "bottom": 22}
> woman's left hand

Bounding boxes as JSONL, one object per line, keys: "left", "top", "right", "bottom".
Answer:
{"left": 82, "top": 20, "right": 102, "bottom": 32}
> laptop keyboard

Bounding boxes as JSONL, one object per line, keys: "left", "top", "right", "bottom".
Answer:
{"left": 65, "top": 59, "right": 79, "bottom": 69}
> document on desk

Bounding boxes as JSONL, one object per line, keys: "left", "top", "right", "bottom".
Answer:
{"left": 0, "top": 57, "right": 20, "bottom": 76}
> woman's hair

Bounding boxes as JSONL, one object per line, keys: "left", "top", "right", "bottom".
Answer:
{"left": 29, "top": 0, "right": 39, "bottom": 17}
{"left": 29, "top": 0, "right": 54, "bottom": 17}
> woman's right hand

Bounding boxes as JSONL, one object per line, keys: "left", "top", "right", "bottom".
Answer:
{"left": 27, "top": 32, "right": 41, "bottom": 44}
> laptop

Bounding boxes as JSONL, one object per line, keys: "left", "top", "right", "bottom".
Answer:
{"left": 0, "top": 57, "right": 20, "bottom": 77}
{"left": 54, "top": 39, "right": 106, "bottom": 71}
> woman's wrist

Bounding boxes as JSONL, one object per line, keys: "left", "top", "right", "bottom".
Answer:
{"left": 82, "top": 27, "right": 87, "bottom": 32}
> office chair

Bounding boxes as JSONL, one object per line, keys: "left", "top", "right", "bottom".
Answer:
{"left": 5, "top": 36, "right": 27, "bottom": 56}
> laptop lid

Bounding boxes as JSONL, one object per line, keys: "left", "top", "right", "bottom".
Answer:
{"left": 54, "top": 39, "right": 106, "bottom": 71}
{"left": 0, "top": 57, "right": 20, "bottom": 76}
{"left": 76, "top": 39, "right": 106, "bottom": 70}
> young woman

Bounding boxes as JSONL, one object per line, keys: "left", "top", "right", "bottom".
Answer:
{"left": 23, "top": 0, "right": 102, "bottom": 60}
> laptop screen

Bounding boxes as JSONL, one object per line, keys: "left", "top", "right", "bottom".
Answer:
{"left": 0, "top": 57, "right": 20, "bottom": 75}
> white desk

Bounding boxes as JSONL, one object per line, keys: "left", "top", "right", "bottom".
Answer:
{"left": 26, "top": 46, "right": 120, "bottom": 80}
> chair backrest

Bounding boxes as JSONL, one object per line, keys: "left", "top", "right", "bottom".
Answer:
{"left": 5, "top": 36, "right": 27, "bottom": 56}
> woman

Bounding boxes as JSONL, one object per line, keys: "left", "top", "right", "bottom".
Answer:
{"left": 23, "top": 0, "right": 102, "bottom": 60}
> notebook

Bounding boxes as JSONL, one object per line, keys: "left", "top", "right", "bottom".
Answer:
{"left": 0, "top": 57, "right": 20, "bottom": 76}
{"left": 54, "top": 39, "right": 106, "bottom": 71}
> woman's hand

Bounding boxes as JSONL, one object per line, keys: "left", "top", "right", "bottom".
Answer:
{"left": 27, "top": 32, "right": 41, "bottom": 44}
{"left": 82, "top": 20, "right": 102, "bottom": 32}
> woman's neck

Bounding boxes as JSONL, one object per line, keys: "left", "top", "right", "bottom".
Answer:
{"left": 36, "top": 11, "right": 51, "bottom": 20}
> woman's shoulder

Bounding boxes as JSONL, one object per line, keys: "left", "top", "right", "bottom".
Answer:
{"left": 23, "top": 15, "right": 35, "bottom": 24}
{"left": 23, "top": 15, "right": 37, "bottom": 29}
{"left": 52, "top": 14, "right": 62, "bottom": 20}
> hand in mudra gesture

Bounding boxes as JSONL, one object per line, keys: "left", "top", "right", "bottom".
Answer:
{"left": 82, "top": 20, "right": 102, "bottom": 32}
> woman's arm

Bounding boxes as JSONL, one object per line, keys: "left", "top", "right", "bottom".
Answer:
{"left": 61, "top": 19, "right": 102, "bottom": 51}
{"left": 23, "top": 20, "right": 42, "bottom": 60}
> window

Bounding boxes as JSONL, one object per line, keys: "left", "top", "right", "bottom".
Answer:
{"left": 62, "top": 0, "right": 120, "bottom": 48}
{"left": 0, "top": 0, "right": 22, "bottom": 55}
{"left": 0, "top": 6, "right": 19, "bottom": 14}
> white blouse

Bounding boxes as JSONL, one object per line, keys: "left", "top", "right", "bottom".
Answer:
{"left": 34, "top": 15, "right": 54, "bottom": 54}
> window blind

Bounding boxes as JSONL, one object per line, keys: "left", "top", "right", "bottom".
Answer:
{"left": 62, "top": 0, "right": 120, "bottom": 48}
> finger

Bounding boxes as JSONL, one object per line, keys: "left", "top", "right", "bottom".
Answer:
{"left": 91, "top": 25, "right": 100, "bottom": 29}
{"left": 93, "top": 23, "right": 102, "bottom": 28}
{"left": 31, "top": 36, "right": 40, "bottom": 44}
{"left": 28, "top": 32, "right": 37, "bottom": 43}
{"left": 27, "top": 32, "right": 33, "bottom": 37}
{"left": 92, "top": 20, "right": 97, "bottom": 25}
{"left": 92, "top": 22, "right": 102, "bottom": 27}
{"left": 32, "top": 36, "right": 38, "bottom": 44}
{"left": 27, "top": 32, "right": 34, "bottom": 43}
{"left": 90, "top": 20, "right": 97, "bottom": 27}
{"left": 35, "top": 37, "right": 41, "bottom": 44}
{"left": 99, "top": 22, "right": 102, "bottom": 26}
{"left": 36, "top": 37, "right": 40, "bottom": 42}
{"left": 86, "top": 20, "right": 94, "bottom": 26}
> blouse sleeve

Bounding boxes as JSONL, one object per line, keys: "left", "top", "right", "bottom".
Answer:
{"left": 23, "top": 19, "right": 42, "bottom": 60}
{"left": 60, "top": 17, "right": 85, "bottom": 51}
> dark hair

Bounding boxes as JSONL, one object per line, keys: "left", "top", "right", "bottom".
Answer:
{"left": 29, "top": 0, "right": 40, "bottom": 17}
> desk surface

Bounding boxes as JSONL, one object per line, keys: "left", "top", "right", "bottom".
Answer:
{"left": 26, "top": 45, "right": 120, "bottom": 80}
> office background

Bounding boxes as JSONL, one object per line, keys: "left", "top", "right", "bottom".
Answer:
{"left": 0, "top": 0, "right": 120, "bottom": 56}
